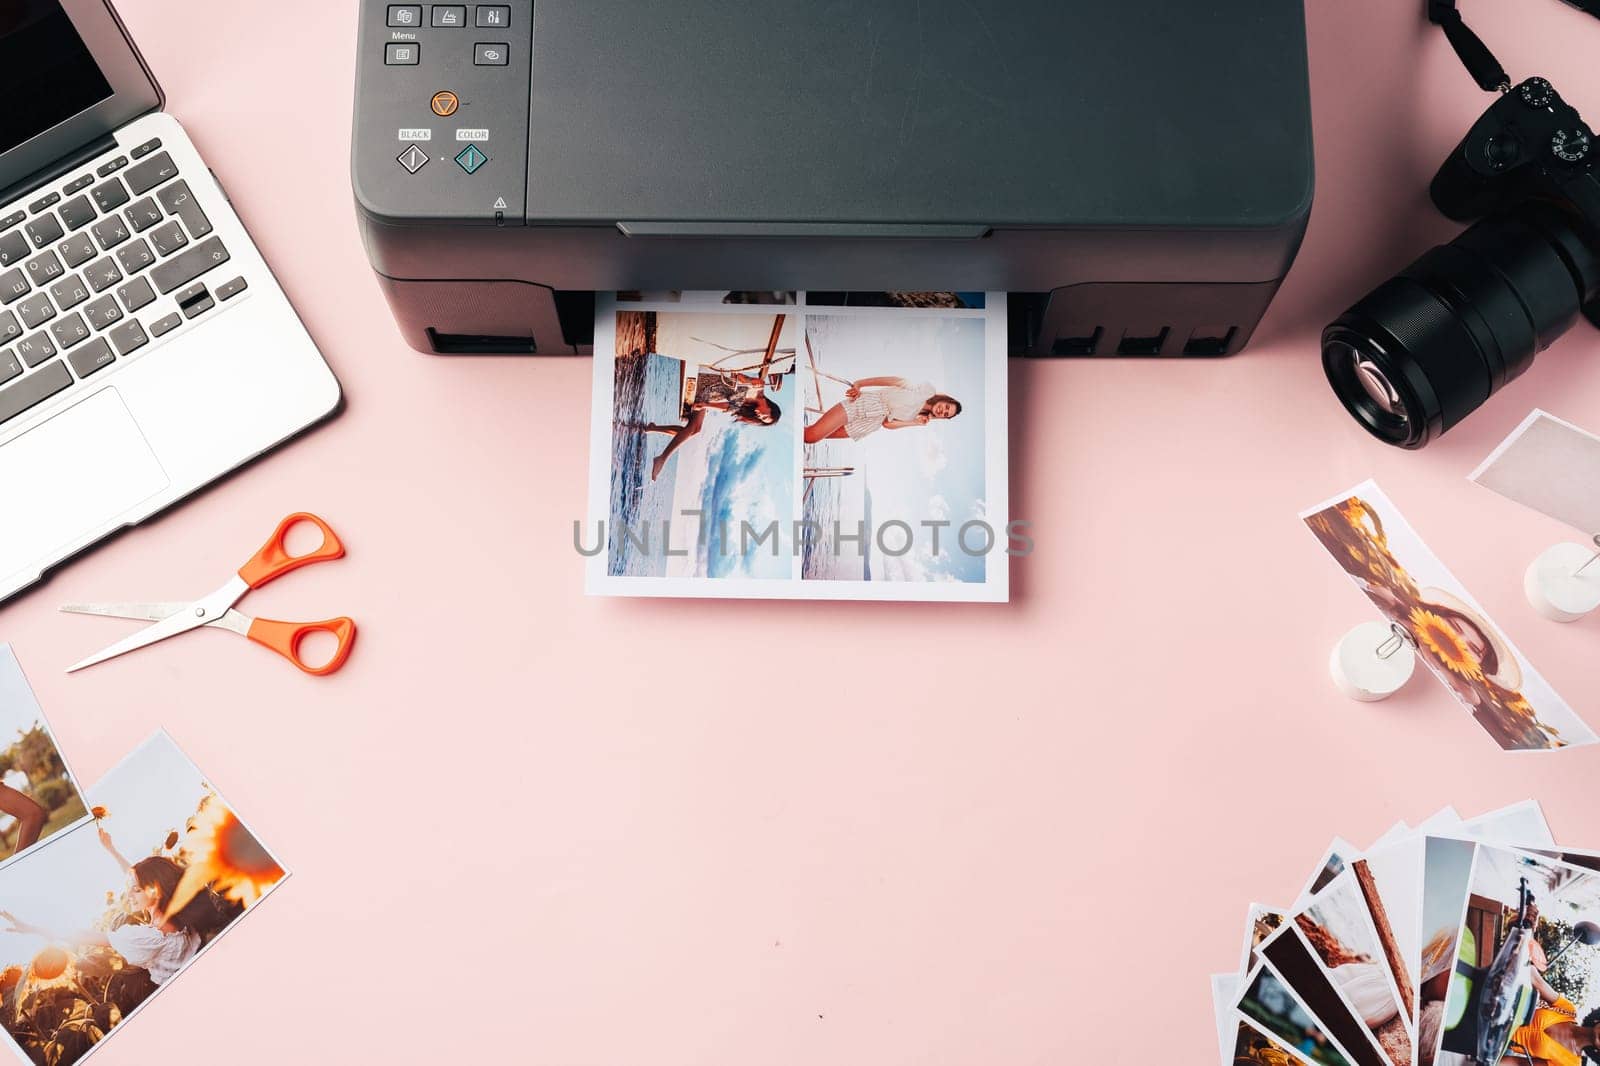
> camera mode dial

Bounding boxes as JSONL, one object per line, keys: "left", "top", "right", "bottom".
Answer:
{"left": 1552, "top": 127, "right": 1593, "bottom": 164}
{"left": 1521, "top": 77, "right": 1556, "bottom": 109}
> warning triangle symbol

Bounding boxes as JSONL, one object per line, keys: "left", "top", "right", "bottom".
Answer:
{"left": 493, "top": 197, "right": 508, "bottom": 210}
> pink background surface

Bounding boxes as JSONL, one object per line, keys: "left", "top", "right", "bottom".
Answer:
{"left": 3, "top": 1, "right": 1600, "bottom": 1063}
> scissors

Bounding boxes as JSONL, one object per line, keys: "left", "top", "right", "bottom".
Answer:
{"left": 62, "top": 513, "right": 357, "bottom": 676}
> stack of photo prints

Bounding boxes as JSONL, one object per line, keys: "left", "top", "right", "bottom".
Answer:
{"left": 1214, "top": 802, "right": 1600, "bottom": 1066}
{"left": 0, "top": 644, "right": 285, "bottom": 1066}
{"left": 584, "top": 291, "right": 1013, "bottom": 601}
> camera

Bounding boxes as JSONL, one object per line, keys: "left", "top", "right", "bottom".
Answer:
{"left": 1324, "top": 77, "right": 1600, "bottom": 448}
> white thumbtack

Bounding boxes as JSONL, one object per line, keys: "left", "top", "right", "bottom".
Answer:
{"left": 1525, "top": 533, "right": 1600, "bottom": 623}
{"left": 1329, "top": 620, "right": 1417, "bottom": 702}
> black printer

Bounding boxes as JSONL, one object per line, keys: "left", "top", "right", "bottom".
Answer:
{"left": 352, "top": 0, "right": 1313, "bottom": 357}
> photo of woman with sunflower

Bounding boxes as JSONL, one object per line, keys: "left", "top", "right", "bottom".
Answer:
{"left": 0, "top": 732, "right": 285, "bottom": 1066}
{"left": 1302, "top": 481, "right": 1595, "bottom": 751}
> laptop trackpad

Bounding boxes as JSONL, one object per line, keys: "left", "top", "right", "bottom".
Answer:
{"left": 0, "top": 388, "right": 169, "bottom": 579}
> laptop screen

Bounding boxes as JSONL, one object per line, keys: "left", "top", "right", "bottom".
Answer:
{"left": 0, "top": 2, "right": 114, "bottom": 156}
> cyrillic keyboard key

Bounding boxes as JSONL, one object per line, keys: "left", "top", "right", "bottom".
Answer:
{"left": 0, "top": 349, "right": 18, "bottom": 385}
{"left": 67, "top": 336, "right": 114, "bottom": 378}
{"left": 58, "top": 232, "right": 96, "bottom": 268}
{"left": 16, "top": 292, "right": 54, "bottom": 330}
{"left": 84, "top": 257, "right": 122, "bottom": 293}
{"left": 90, "top": 215, "right": 129, "bottom": 250}
{"left": 125, "top": 197, "right": 163, "bottom": 232}
{"left": 0, "top": 267, "right": 27, "bottom": 305}
{"left": 0, "top": 359, "right": 71, "bottom": 425}
{"left": 116, "top": 239, "right": 154, "bottom": 275}
{"left": 82, "top": 294, "right": 122, "bottom": 331}
{"left": 148, "top": 220, "right": 187, "bottom": 257}
{"left": 124, "top": 152, "right": 178, "bottom": 195}
{"left": 0, "top": 311, "right": 19, "bottom": 343}
{"left": 50, "top": 276, "right": 89, "bottom": 310}
{"left": 49, "top": 312, "right": 90, "bottom": 349}
{"left": 152, "top": 237, "right": 229, "bottom": 294}
{"left": 15, "top": 333, "right": 55, "bottom": 367}
{"left": 24, "top": 251, "right": 63, "bottom": 286}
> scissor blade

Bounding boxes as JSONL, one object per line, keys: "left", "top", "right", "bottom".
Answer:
{"left": 65, "top": 605, "right": 212, "bottom": 673}
{"left": 59, "top": 602, "right": 190, "bottom": 623}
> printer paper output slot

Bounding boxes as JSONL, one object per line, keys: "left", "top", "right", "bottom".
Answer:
{"left": 616, "top": 221, "right": 994, "bottom": 240}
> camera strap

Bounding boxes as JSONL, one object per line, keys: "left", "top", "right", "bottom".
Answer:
{"left": 1427, "top": 0, "right": 1600, "bottom": 92}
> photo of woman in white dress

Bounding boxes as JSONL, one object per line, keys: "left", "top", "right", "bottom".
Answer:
{"left": 802, "top": 377, "right": 962, "bottom": 444}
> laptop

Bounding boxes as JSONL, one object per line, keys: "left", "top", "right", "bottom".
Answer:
{"left": 0, "top": 0, "right": 340, "bottom": 601}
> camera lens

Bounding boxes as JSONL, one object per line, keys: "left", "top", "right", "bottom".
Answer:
{"left": 1323, "top": 207, "right": 1600, "bottom": 448}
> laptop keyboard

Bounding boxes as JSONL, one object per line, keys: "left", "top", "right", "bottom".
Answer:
{"left": 0, "top": 138, "right": 247, "bottom": 428}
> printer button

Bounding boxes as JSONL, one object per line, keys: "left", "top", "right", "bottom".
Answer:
{"left": 476, "top": 6, "right": 511, "bottom": 28}
{"left": 431, "top": 91, "right": 460, "bottom": 117}
{"left": 386, "top": 5, "right": 423, "bottom": 27}
{"left": 454, "top": 145, "right": 487, "bottom": 175}
{"left": 473, "top": 42, "right": 510, "bottom": 66}
{"left": 432, "top": 6, "right": 467, "bottom": 28}
{"left": 385, "top": 42, "right": 420, "bottom": 66}
{"left": 399, "top": 145, "right": 430, "bottom": 174}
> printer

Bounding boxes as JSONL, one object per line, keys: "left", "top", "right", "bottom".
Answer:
{"left": 353, "top": 0, "right": 1313, "bottom": 357}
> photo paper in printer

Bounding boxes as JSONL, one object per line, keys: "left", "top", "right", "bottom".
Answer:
{"left": 351, "top": 0, "right": 1313, "bottom": 357}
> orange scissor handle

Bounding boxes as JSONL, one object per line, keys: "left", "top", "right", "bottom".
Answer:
{"left": 245, "top": 616, "right": 357, "bottom": 676}
{"left": 238, "top": 513, "right": 346, "bottom": 589}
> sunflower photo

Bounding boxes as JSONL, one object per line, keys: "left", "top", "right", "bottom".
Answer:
{"left": 0, "top": 645, "right": 87, "bottom": 870}
{"left": 0, "top": 731, "right": 286, "bottom": 1066}
{"left": 1301, "top": 481, "right": 1595, "bottom": 751}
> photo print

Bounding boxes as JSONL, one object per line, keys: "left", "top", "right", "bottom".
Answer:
{"left": 1302, "top": 481, "right": 1596, "bottom": 751}
{"left": 1260, "top": 923, "right": 1393, "bottom": 1066}
{"left": 1237, "top": 961, "right": 1357, "bottom": 1066}
{"left": 0, "top": 646, "right": 87, "bottom": 871}
{"left": 586, "top": 292, "right": 1011, "bottom": 600}
{"left": 1296, "top": 871, "right": 1415, "bottom": 1065}
{"left": 0, "top": 732, "right": 287, "bottom": 1066}
{"left": 1471, "top": 410, "right": 1600, "bottom": 535}
{"left": 1429, "top": 845, "right": 1600, "bottom": 1066}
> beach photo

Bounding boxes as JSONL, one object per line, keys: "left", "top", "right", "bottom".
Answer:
{"left": 598, "top": 307, "right": 799, "bottom": 582}
{"left": 0, "top": 646, "right": 87, "bottom": 869}
{"left": 1302, "top": 481, "right": 1595, "bottom": 751}
{"left": 800, "top": 301, "right": 1007, "bottom": 592}
{"left": 1428, "top": 845, "right": 1600, "bottom": 1066}
{"left": 0, "top": 732, "right": 286, "bottom": 1066}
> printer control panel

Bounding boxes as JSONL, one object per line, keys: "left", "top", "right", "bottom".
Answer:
{"left": 353, "top": 1, "right": 533, "bottom": 225}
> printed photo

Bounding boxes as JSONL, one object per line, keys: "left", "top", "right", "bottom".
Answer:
{"left": 586, "top": 293, "right": 1010, "bottom": 600}
{"left": 801, "top": 303, "right": 1007, "bottom": 590}
{"left": 1261, "top": 924, "right": 1392, "bottom": 1066}
{"left": 1471, "top": 410, "right": 1600, "bottom": 535}
{"left": 1231, "top": 1016, "right": 1319, "bottom": 1066}
{"left": 806, "top": 291, "right": 987, "bottom": 309}
{"left": 1298, "top": 871, "right": 1414, "bottom": 1066}
{"left": 1238, "top": 962, "right": 1355, "bottom": 1066}
{"left": 1302, "top": 481, "right": 1596, "bottom": 751}
{"left": 1300, "top": 838, "right": 1361, "bottom": 907}
{"left": 0, "top": 646, "right": 87, "bottom": 868}
{"left": 600, "top": 308, "right": 799, "bottom": 581}
{"left": 1420, "top": 837, "right": 1481, "bottom": 1065}
{"left": 0, "top": 732, "right": 286, "bottom": 1066}
{"left": 1430, "top": 845, "right": 1600, "bottom": 1066}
